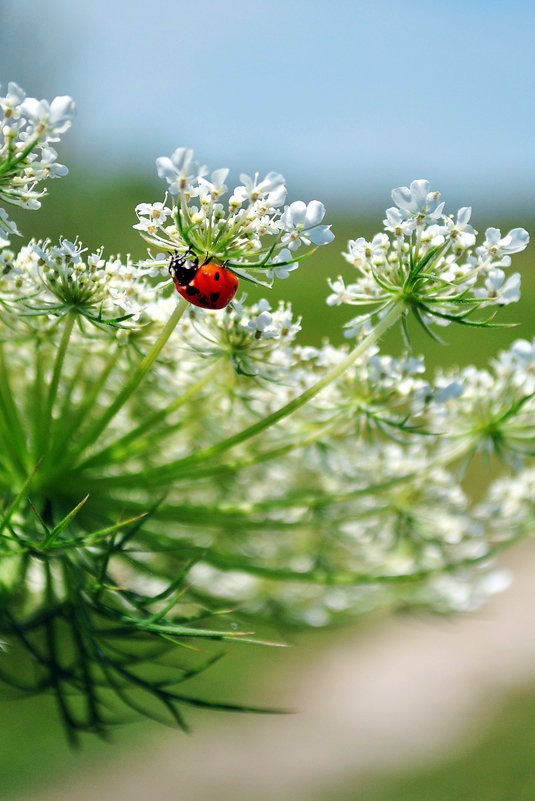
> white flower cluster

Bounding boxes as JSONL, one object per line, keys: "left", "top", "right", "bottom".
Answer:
{"left": 0, "top": 82, "right": 75, "bottom": 242}
{"left": 184, "top": 440, "right": 505, "bottom": 623}
{"left": 478, "top": 468, "right": 535, "bottom": 542}
{"left": 122, "top": 328, "right": 532, "bottom": 624}
{"left": 0, "top": 238, "right": 155, "bottom": 326}
{"left": 328, "top": 179, "right": 529, "bottom": 335}
{"left": 421, "top": 335, "right": 535, "bottom": 463}
{"left": 181, "top": 297, "right": 302, "bottom": 378}
{"left": 135, "top": 147, "right": 334, "bottom": 287}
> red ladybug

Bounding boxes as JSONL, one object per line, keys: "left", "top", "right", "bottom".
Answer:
{"left": 169, "top": 251, "right": 239, "bottom": 310}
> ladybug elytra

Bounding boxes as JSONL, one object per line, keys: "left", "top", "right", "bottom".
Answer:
{"left": 169, "top": 251, "right": 238, "bottom": 310}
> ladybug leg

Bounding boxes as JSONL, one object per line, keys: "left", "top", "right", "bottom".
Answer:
{"left": 201, "top": 254, "right": 227, "bottom": 268}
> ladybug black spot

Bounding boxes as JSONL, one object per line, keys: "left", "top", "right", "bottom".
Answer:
{"left": 214, "top": 271, "right": 220, "bottom": 281}
{"left": 186, "top": 284, "right": 200, "bottom": 297}
{"left": 210, "top": 292, "right": 221, "bottom": 304}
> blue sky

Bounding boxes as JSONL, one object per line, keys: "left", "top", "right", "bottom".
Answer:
{"left": 1, "top": 0, "right": 534, "bottom": 213}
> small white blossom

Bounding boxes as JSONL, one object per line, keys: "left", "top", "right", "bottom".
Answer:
{"left": 156, "top": 147, "right": 207, "bottom": 195}
{"left": 330, "top": 179, "right": 529, "bottom": 338}
{"left": 20, "top": 95, "right": 75, "bottom": 139}
{"left": 0, "top": 82, "right": 26, "bottom": 119}
{"left": 233, "top": 172, "right": 287, "bottom": 207}
{"left": 476, "top": 226, "right": 530, "bottom": 266}
{"left": 390, "top": 178, "right": 445, "bottom": 225}
{"left": 0, "top": 83, "right": 74, "bottom": 239}
{"left": 473, "top": 268, "right": 521, "bottom": 305}
{"left": 278, "top": 200, "right": 334, "bottom": 251}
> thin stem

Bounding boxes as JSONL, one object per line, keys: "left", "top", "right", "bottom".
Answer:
{"left": 431, "top": 434, "right": 480, "bottom": 471}
{"left": 0, "top": 133, "right": 42, "bottom": 178}
{"left": 0, "top": 344, "right": 30, "bottom": 477}
{"left": 38, "top": 312, "right": 76, "bottom": 458}
{"left": 43, "top": 560, "right": 80, "bottom": 746}
{"left": 69, "top": 298, "right": 188, "bottom": 465}
{"left": 31, "top": 344, "right": 45, "bottom": 462}
{"left": 72, "top": 301, "right": 403, "bottom": 491}
{"left": 48, "top": 348, "right": 121, "bottom": 464}
{"left": 82, "top": 414, "right": 344, "bottom": 490}
{"left": 77, "top": 358, "right": 223, "bottom": 472}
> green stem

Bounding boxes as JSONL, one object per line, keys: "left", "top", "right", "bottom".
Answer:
{"left": 0, "top": 343, "right": 30, "bottom": 476}
{"left": 81, "top": 414, "right": 343, "bottom": 490}
{"left": 70, "top": 298, "right": 188, "bottom": 464}
{"left": 38, "top": 312, "right": 76, "bottom": 458}
{"left": 431, "top": 434, "right": 479, "bottom": 470}
{"left": 76, "top": 357, "right": 223, "bottom": 472}
{"left": 48, "top": 348, "right": 121, "bottom": 464}
{"left": 0, "top": 133, "right": 42, "bottom": 178}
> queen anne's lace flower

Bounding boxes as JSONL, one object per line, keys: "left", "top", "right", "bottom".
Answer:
{"left": 135, "top": 149, "right": 334, "bottom": 290}
{"left": 0, "top": 84, "right": 532, "bottom": 741}
{"left": 0, "top": 238, "right": 156, "bottom": 328}
{"left": 390, "top": 178, "right": 445, "bottom": 226}
{"left": 333, "top": 179, "right": 529, "bottom": 338}
{"left": 0, "top": 82, "right": 74, "bottom": 240}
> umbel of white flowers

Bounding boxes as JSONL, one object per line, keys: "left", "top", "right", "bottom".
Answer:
{"left": 328, "top": 178, "right": 529, "bottom": 338}
{"left": 0, "top": 82, "right": 75, "bottom": 243}
{"left": 135, "top": 147, "right": 335, "bottom": 288}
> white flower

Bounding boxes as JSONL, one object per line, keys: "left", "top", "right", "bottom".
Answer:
{"left": 433, "top": 380, "right": 465, "bottom": 403}
{"left": 326, "top": 277, "right": 353, "bottom": 306}
{"left": 0, "top": 208, "right": 20, "bottom": 239}
{"left": 343, "top": 233, "right": 389, "bottom": 268}
{"left": 383, "top": 206, "right": 416, "bottom": 236}
{"left": 198, "top": 168, "right": 229, "bottom": 199}
{"left": 476, "top": 227, "right": 530, "bottom": 264}
{"left": 234, "top": 172, "right": 287, "bottom": 207}
{"left": 436, "top": 207, "right": 477, "bottom": 248}
{"left": 390, "top": 179, "right": 445, "bottom": 224}
{"left": 20, "top": 95, "right": 76, "bottom": 139}
{"left": 0, "top": 81, "right": 26, "bottom": 119}
{"left": 34, "top": 146, "right": 69, "bottom": 178}
{"left": 245, "top": 300, "right": 277, "bottom": 338}
{"left": 473, "top": 268, "right": 521, "bottom": 305}
{"left": 511, "top": 338, "right": 535, "bottom": 364}
{"left": 135, "top": 201, "right": 173, "bottom": 224}
{"left": 265, "top": 247, "right": 299, "bottom": 280}
{"left": 137, "top": 150, "right": 333, "bottom": 286}
{"left": 156, "top": 147, "right": 207, "bottom": 195}
{"left": 278, "top": 200, "right": 334, "bottom": 251}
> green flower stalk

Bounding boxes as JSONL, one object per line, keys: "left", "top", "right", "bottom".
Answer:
{"left": 0, "top": 82, "right": 533, "bottom": 744}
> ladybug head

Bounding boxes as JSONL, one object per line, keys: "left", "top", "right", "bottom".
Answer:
{"left": 169, "top": 250, "right": 199, "bottom": 286}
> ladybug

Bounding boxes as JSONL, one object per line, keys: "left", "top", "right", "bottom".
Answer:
{"left": 169, "top": 250, "right": 239, "bottom": 310}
